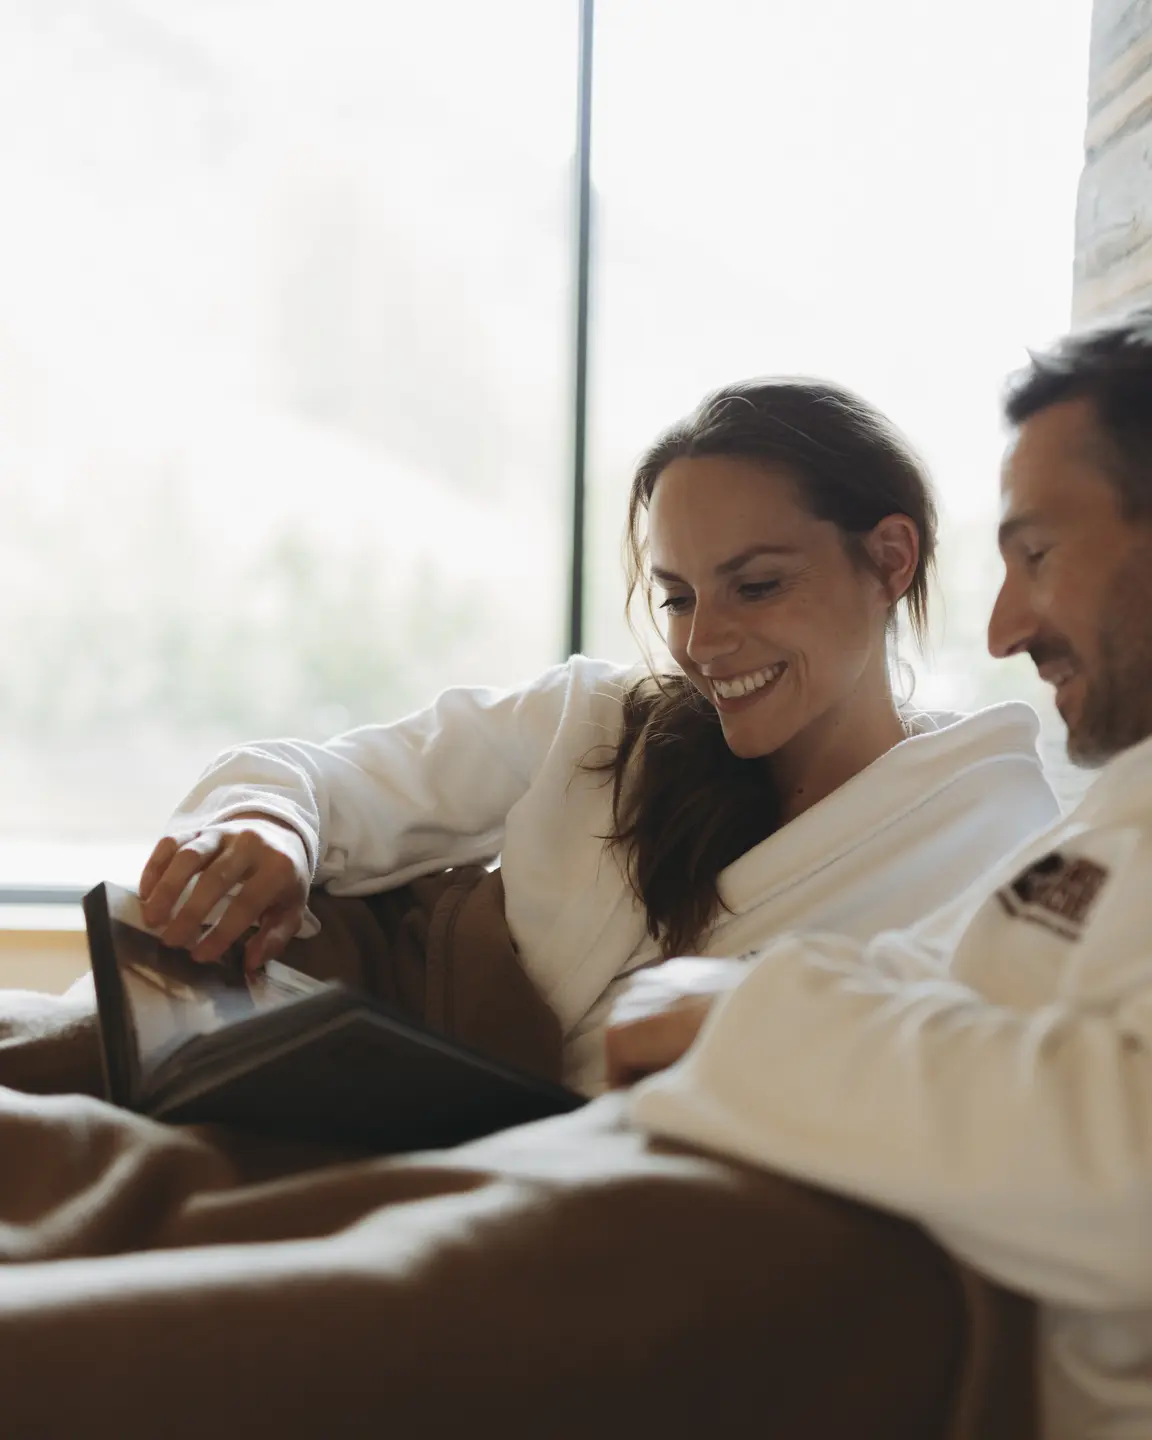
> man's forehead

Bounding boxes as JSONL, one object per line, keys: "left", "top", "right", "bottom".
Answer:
{"left": 1000, "top": 397, "right": 1115, "bottom": 520}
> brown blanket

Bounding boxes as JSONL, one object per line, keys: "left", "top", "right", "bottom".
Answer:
{"left": 0, "top": 875, "right": 1036, "bottom": 1438}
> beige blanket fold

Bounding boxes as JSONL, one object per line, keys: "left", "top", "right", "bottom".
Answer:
{"left": 297, "top": 867, "right": 565, "bottom": 1082}
{"left": 0, "top": 878, "right": 1036, "bottom": 1438}
{"left": 0, "top": 984, "right": 105, "bottom": 1098}
{"left": 0, "top": 1093, "right": 969, "bottom": 1440}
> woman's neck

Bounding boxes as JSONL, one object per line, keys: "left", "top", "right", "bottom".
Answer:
{"left": 769, "top": 687, "right": 909, "bottom": 826}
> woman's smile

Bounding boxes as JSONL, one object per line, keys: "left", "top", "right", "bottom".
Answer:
{"left": 706, "top": 662, "right": 788, "bottom": 711}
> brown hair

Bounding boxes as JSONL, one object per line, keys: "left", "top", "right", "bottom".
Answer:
{"left": 594, "top": 377, "right": 938, "bottom": 959}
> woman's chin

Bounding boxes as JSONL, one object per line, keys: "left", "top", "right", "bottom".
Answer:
{"left": 718, "top": 713, "right": 791, "bottom": 760}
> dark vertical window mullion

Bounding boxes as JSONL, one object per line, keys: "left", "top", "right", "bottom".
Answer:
{"left": 566, "top": 0, "right": 595, "bottom": 658}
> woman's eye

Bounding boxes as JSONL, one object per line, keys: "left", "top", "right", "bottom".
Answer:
{"left": 1024, "top": 549, "right": 1050, "bottom": 573}
{"left": 739, "top": 580, "right": 781, "bottom": 599}
{"left": 658, "top": 595, "right": 692, "bottom": 615}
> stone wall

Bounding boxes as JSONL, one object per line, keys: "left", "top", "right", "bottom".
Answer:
{"left": 1074, "top": 0, "right": 1152, "bottom": 321}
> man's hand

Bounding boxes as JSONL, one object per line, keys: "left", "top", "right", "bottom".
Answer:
{"left": 604, "top": 957, "right": 747, "bottom": 1088}
{"left": 138, "top": 815, "right": 310, "bottom": 972}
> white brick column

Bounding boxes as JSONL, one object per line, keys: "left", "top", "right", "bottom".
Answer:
{"left": 1075, "top": 0, "right": 1152, "bottom": 321}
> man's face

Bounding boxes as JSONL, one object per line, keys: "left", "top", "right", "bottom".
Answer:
{"left": 988, "top": 396, "right": 1152, "bottom": 766}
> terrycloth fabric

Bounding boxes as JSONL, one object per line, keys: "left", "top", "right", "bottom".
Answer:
{"left": 0, "top": 1085, "right": 1019, "bottom": 1440}
{"left": 164, "top": 655, "right": 1059, "bottom": 1090}
{"left": 632, "top": 729, "right": 1152, "bottom": 1438}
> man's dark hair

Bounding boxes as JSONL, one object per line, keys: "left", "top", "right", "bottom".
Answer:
{"left": 1004, "top": 304, "right": 1152, "bottom": 516}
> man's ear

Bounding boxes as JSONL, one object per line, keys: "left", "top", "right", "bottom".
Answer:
{"left": 862, "top": 514, "right": 920, "bottom": 607}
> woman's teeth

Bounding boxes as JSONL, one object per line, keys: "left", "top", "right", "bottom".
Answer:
{"left": 711, "top": 663, "right": 786, "bottom": 700}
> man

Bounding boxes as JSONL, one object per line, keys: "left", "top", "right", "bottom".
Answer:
{"left": 614, "top": 303, "right": 1152, "bottom": 1438}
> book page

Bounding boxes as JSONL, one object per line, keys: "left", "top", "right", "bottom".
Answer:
{"left": 105, "top": 889, "right": 326, "bottom": 1075}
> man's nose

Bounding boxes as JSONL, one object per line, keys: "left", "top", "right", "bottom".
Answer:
{"left": 987, "top": 572, "right": 1034, "bottom": 660}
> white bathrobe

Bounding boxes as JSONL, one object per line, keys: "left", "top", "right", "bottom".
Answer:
{"left": 167, "top": 655, "right": 1059, "bottom": 1091}
{"left": 631, "top": 728, "right": 1152, "bottom": 1440}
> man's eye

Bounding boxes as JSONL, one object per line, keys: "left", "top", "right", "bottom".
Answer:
{"left": 1024, "top": 548, "right": 1050, "bottom": 573}
{"left": 658, "top": 595, "right": 692, "bottom": 615}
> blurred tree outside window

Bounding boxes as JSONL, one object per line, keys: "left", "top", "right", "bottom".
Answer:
{"left": 0, "top": 0, "right": 574, "bottom": 887}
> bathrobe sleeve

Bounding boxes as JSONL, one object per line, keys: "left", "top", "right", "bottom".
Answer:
{"left": 163, "top": 658, "right": 622, "bottom": 894}
{"left": 629, "top": 818, "right": 1152, "bottom": 1311}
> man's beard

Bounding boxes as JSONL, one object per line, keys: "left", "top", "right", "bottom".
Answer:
{"left": 1066, "top": 543, "right": 1152, "bottom": 767}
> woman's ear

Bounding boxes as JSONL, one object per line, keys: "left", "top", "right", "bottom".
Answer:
{"left": 862, "top": 514, "right": 920, "bottom": 607}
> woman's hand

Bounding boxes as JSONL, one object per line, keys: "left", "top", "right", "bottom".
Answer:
{"left": 138, "top": 815, "right": 310, "bottom": 972}
{"left": 604, "top": 956, "right": 747, "bottom": 1088}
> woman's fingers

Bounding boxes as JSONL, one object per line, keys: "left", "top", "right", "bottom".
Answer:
{"left": 155, "top": 836, "right": 264, "bottom": 951}
{"left": 242, "top": 899, "right": 306, "bottom": 973}
{"left": 139, "top": 820, "right": 309, "bottom": 963}
{"left": 139, "top": 832, "right": 225, "bottom": 931}
{"left": 138, "top": 837, "right": 179, "bottom": 904}
{"left": 189, "top": 853, "right": 303, "bottom": 965}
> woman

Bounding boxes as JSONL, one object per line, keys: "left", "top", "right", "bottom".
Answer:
{"left": 138, "top": 378, "right": 1059, "bottom": 1093}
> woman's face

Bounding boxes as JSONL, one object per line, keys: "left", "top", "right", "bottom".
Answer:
{"left": 646, "top": 455, "right": 897, "bottom": 761}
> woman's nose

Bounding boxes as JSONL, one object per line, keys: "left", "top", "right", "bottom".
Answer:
{"left": 686, "top": 601, "right": 741, "bottom": 667}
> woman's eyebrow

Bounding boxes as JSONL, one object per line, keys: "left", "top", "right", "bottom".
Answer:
{"left": 650, "top": 544, "right": 800, "bottom": 586}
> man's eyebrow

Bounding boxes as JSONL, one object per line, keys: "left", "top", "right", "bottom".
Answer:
{"left": 650, "top": 544, "right": 800, "bottom": 586}
{"left": 997, "top": 512, "right": 1043, "bottom": 550}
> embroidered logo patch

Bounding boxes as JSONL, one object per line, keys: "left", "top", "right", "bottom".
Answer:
{"left": 996, "top": 851, "right": 1110, "bottom": 940}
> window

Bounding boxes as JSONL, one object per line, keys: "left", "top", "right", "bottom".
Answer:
{"left": 1, "top": 0, "right": 1095, "bottom": 902}
{"left": 586, "top": 0, "right": 1093, "bottom": 805}
{"left": 0, "top": 1, "right": 576, "bottom": 891}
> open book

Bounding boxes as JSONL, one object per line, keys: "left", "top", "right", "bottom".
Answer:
{"left": 83, "top": 881, "right": 584, "bottom": 1150}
